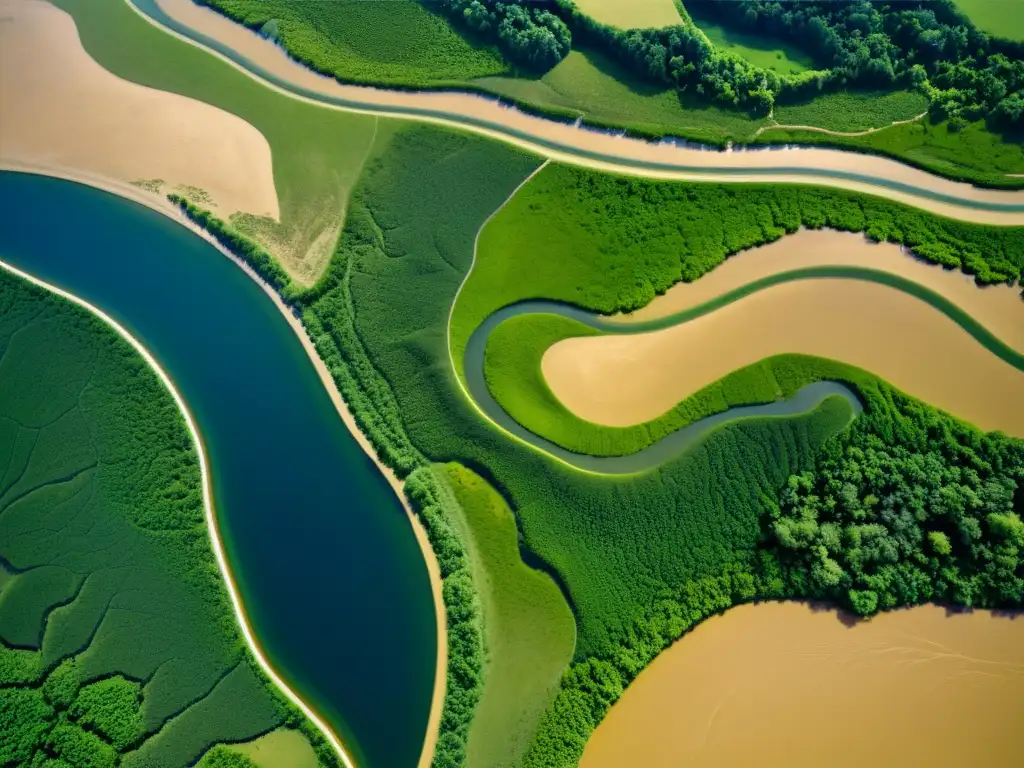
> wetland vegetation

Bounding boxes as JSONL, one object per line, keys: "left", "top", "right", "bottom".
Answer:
{"left": 0, "top": 268, "right": 330, "bottom": 768}
{"left": 9, "top": 3, "right": 1024, "bottom": 768}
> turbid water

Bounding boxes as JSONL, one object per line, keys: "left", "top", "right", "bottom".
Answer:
{"left": 581, "top": 602, "right": 1024, "bottom": 768}
{"left": 0, "top": 172, "right": 435, "bottom": 768}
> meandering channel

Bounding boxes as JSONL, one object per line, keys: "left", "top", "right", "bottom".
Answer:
{"left": 464, "top": 258, "right": 1024, "bottom": 471}
{"left": 0, "top": 172, "right": 436, "bottom": 768}
{"left": 130, "top": 0, "right": 1024, "bottom": 224}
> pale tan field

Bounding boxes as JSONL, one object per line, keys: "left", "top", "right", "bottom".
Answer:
{"left": 229, "top": 728, "right": 319, "bottom": 768}
{"left": 582, "top": 602, "right": 1024, "bottom": 768}
{"left": 152, "top": 0, "right": 1024, "bottom": 224}
{"left": 543, "top": 277, "right": 1024, "bottom": 436}
{"left": 611, "top": 229, "right": 1024, "bottom": 353}
{"left": 0, "top": 0, "right": 278, "bottom": 218}
{"left": 573, "top": 0, "right": 682, "bottom": 29}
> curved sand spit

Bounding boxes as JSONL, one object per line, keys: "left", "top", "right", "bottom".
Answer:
{"left": 544, "top": 232, "right": 1024, "bottom": 436}
{"left": 148, "top": 0, "right": 1024, "bottom": 225}
{"left": 0, "top": 0, "right": 278, "bottom": 219}
{"left": 582, "top": 602, "right": 1024, "bottom": 768}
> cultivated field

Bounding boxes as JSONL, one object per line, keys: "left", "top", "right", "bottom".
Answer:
{"left": 574, "top": 0, "right": 682, "bottom": 29}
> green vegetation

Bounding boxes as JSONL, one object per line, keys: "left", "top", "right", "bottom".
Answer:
{"left": 953, "top": 0, "right": 1024, "bottom": 42}
{"left": 197, "top": 0, "right": 510, "bottom": 84}
{"left": 455, "top": 163, "right": 1024, "bottom": 375}
{"left": 688, "top": 9, "right": 814, "bottom": 75}
{"left": 0, "top": 269, "right": 336, "bottom": 767}
{"left": 524, "top": 381, "right": 1024, "bottom": 767}
{"left": 174, "top": 118, "right": 1023, "bottom": 768}
{"left": 52, "top": 0, "right": 381, "bottom": 284}
{"left": 442, "top": 464, "right": 575, "bottom": 768}
{"left": 771, "top": 89, "right": 929, "bottom": 133}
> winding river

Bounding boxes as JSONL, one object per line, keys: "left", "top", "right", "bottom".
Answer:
{"left": 0, "top": 173, "right": 435, "bottom": 768}
{"left": 129, "top": 0, "right": 1024, "bottom": 224}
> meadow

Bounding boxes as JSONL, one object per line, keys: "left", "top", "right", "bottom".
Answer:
{"left": 52, "top": 0, "right": 381, "bottom": 285}
{"left": 953, "top": 0, "right": 1024, "bottom": 42}
{"left": 771, "top": 89, "right": 929, "bottom": 133}
{"left": 687, "top": 9, "right": 814, "bottom": 76}
{"left": 197, "top": 0, "right": 510, "bottom": 85}
{"left": 0, "top": 270, "right": 327, "bottom": 767}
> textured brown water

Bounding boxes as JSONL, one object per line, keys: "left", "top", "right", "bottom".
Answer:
{"left": 582, "top": 602, "right": 1024, "bottom": 768}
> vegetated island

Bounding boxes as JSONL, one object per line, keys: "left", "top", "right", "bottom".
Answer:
{"left": 0, "top": 265, "right": 335, "bottom": 768}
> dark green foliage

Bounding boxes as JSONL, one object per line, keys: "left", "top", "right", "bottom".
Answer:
{"left": 0, "top": 644, "right": 41, "bottom": 684}
{"left": 196, "top": 746, "right": 260, "bottom": 768}
{"left": 1, "top": 688, "right": 54, "bottom": 765}
{"left": 69, "top": 676, "right": 143, "bottom": 751}
{"left": 46, "top": 721, "right": 116, "bottom": 768}
{"left": 406, "top": 469, "right": 485, "bottom": 768}
{"left": 771, "top": 386, "right": 1024, "bottom": 615}
{"left": 41, "top": 659, "right": 80, "bottom": 710}
{"left": 436, "top": 1, "right": 572, "bottom": 71}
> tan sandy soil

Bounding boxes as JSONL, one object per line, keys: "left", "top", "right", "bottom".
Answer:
{"left": 609, "top": 229, "right": 1024, "bottom": 354}
{"left": 542, "top": 277, "right": 1024, "bottom": 436}
{"left": 581, "top": 602, "right": 1024, "bottom": 768}
{"left": 573, "top": 0, "right": 682, "bottom": 30}
{"left": 151, "top": 0, "right": 1024, "bottom": 225}
{"left": 0, "top": 0, "right": 278, "bottom": 219}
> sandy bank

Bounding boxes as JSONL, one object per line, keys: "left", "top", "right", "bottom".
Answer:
{"left": 543, "top": 277, "right": 1024, "bottom": 436}
{"left": 148, "top": 0, "right": 1024, "bottom": 224}
{"left": 0, "top": 0, "right": 278, "bottom": 219}
{"left": 582, "top": 602, "right": 1024, "bottom": 768}
{"left": 610, "top": 229, "right": 1024, "bottom": 353}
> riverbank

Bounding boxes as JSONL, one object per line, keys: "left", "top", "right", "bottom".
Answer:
{"left": 126, "top": 0, "right": 1024, "bottom": 223}
{"left": 0, "top": 162, "right": 446, "bottom": 768}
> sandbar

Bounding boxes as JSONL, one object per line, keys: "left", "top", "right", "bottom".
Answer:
{"left": 148, "top": 0, "right": 1024, "bottom": 224}
{"left": 582, "top": 602, "right": 1024, "bottom": 768}
{"left": 0, "top": 0, "right": 278, "bottom": 218}
{"left": 543, "top": 277, "right": 1024, "bottom": 436}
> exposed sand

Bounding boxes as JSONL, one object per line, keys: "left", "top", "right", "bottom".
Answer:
{"left": 543, "top": 278, "right": 1024, "bottom": 436}
{"left": 148, "top": 0, "right": 1024, "bottom": 224}
{"left": 581, "top": 602, "right": 1024, "bottom": 768}
{"left": 573, "top": 0, "right": 682, "bottom": 30}
{"left": 609, "top": 229, "right": 1024, "bottom": 354}
{"left": 0, "top": 0, "right": 278, "bottom": 219}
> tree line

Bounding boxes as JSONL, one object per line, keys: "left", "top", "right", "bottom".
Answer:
{"left": 432, "top": 0, "right": 1024, "bottom": 127}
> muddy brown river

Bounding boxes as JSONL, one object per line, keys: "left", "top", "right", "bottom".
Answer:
{"left": 582, "top": 602, "right": 1024, "bottom": 768}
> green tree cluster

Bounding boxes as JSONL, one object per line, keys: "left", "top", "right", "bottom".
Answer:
{"left": 437, "top": 0, "right": 571, "bottom": 71}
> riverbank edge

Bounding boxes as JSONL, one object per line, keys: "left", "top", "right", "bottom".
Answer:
{"left": 120, "top": 0, "right": 1024, "bottom": 219}
{"left": 155, "top": 0, "right": 1024, "bottom": 191}
{"left": 0, "top": 161, "right": 446, "bottom": 768}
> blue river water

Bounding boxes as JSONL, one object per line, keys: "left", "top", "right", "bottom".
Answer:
{"left": 0, "top": 172, "right": 435, "bottom": 768}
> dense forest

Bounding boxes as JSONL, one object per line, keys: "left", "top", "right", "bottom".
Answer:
{"left": 433, "top": 0, "right": 1024, "bottom": 125}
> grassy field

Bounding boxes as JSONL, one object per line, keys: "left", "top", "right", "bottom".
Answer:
{"left": 53, "top": 0, "right": 383, "bottom": 285}
{"left": 0, "top": 270, "right": 329, "bottom": 767}
{"left": 759, "top": 116, "right": 1024, "bottom": 187}
{"left": 198, "top": 0, "right": 510, "bottom": 85}
{"left": 574, "top": 0, "right": 682, "bottom": 30}
{"left": 442, "top": 464, "right": 575, "bottom": 768}
{"left": 689, "top": 10, "right": 814, "bottom": 75}
{"left": 198, "top": 728, "right": 320, "bottom": 768}
{"left": 772, "top": 89, "right": 928, "bottom": 133}
{"left": 954, "top": 0, "right": 1024, "bottom": 42}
